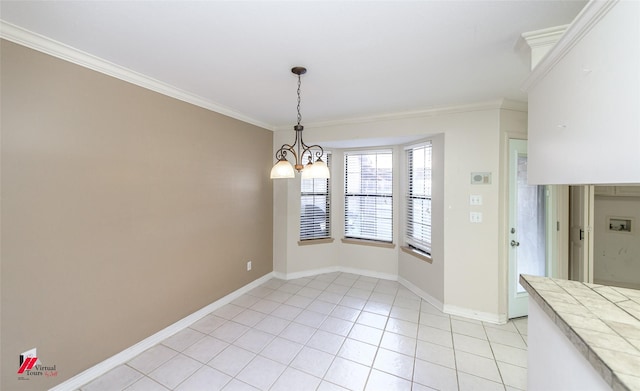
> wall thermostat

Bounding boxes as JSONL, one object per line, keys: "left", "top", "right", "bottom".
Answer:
{"left": 471, "top": 172, "right": 492, "bottom": 184}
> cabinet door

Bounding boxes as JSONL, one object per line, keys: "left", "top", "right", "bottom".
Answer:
{"left": 615, "top": 186, "right": 640, "bottom": 197}
{"left": 594, "top": 186, "right": 615, "bottom": 196}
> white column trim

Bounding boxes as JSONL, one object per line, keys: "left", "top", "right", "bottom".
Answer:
{"left": 522, "top": 0, "right": 618, "bottom": 91}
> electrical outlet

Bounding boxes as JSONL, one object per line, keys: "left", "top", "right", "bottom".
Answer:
{"left": 247, "top": 261, "right": 252, "bottom": 271}
{"left": 470, "top": 212, "right": 483, "bottom": 223}
{"left": 470, "top": 194, "right": 482, "bottom": 205}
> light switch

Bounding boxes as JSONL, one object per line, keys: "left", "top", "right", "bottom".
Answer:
{"left": 470, "top": 212, "right": 483, "bottom": 223}
{"left": 470, "top": 195, "right": 482, "bottom": 205}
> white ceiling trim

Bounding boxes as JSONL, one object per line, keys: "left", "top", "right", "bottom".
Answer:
{"left": 521, "top": 25, "right": 569, "bottom": 49}
{"left": 0, "top": 21, "right": 274, "bottom": 131}
{"left": 521, "top": 0, "right": 617, "bottom": 92}
{"left": 1, "top": 20, "right": 528, "bottom": 133}
{"left": 280, "top": 98, "right": 528, "bottom": 132}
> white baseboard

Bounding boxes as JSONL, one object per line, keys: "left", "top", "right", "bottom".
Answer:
{"left": 49, "top": 272, "right": 274, "bottom": 391}
{"left": 394, "top": 277, "right": 508, "bottom": 325}
{"left": 277, "top": 268, "right": 509, "bottom": 324}
{"left": 397, "top": 276, "right": 444, "bottom": 312}
{"left": 273, "top": 266, "right": 341, "bottom": 281}
{"left": 443, "top": 304, "right": 507, "bottom": 324}
{"left": 274, "top": 266, "right": 397, "bottom": 282}
{"left": 52, "top": 267, "right": 507, "bottom": 390}
{"left": 339, "top": 266, "right": 398, "bottom": 282}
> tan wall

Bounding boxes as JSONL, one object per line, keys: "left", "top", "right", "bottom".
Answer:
{"left": 398, "top": 133, "right": 445, "bottom": 305}
{"left": 0, "top": 40, "right": 273, "bottom": 390}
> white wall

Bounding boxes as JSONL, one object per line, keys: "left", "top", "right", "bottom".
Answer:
{"left": 528, "top": 296, "right": 611, "bottom": 391}
{"left": 272, "top": 100, "right": 527, "bottom": 322}
{"left": 594, "top": 195, "right": 640, "bottom": 289}
{"left": 525, "top": 1, "right": 640, "bottom": 185}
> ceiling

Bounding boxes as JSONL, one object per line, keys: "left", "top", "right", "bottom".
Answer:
{"left": 0, "top": 1, "right": 587, "bottom": 130}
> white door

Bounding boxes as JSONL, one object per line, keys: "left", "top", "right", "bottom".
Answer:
{"left": 508, "top": 139, "right": 548, "bottom": 318}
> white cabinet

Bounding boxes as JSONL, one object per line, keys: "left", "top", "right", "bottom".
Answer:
{"left": 594, "top": 185, "right": 640, "bottom": 196}
{"left": 594, "top": 186, "right": 615, "bottom": 196}
{"left": 523, "top": 0, "right": 640, "bottom": 185}
{"left": 616, "top": 186, "right": 640, "bottom": 197}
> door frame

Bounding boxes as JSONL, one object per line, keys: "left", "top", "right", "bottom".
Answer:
{"left": 551, "top": 185, "right": 570, "bottom": 280}
{"left": 569, "top": 185, "right": 595, "bottom": 282}
{"left": 507, "top": 139, "right": 530, "bottom": 318}
{"left": 506, "top": 138, "right": 565, "bottom": 319}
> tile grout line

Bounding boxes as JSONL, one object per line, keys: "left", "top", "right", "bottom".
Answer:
{"left": 411, "top": 298, "right": 423, "bottom": 390}
{"left": 357, "top": 277, "right": 390, "bottom": 391}
{"left": 83, "top": 272, "right": 527, "bottom": 391}
{"left": 314, "top": 272, "right": 348, "bottom": 391}
{"left": 299, "top": 272, "right": 350, "bottom": 391}
{"left": 239, "top": 276, "right": 315, "bottom": 390}
{"left": 483, "top": 320, "right": 507, "bottom": 391}
{"left": 449, "top": 312, "right": 461, "bottom": 391}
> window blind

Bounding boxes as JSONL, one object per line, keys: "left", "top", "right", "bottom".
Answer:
{"left": 344, "top": 150, "right": 393, "bottom": 242}
{"left": 406, "top": 142, "right": 432, "bottom": 254}
{"left": 300, "top": 154, "right": 331, "bottom": 240}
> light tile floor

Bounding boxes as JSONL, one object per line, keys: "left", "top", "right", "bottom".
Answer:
{"left": 80, "top": 272, "right": 528, "bottom": 391}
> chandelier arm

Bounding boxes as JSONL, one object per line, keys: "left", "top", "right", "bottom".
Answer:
{"left": 298, "top": 132, "right": 324, "bottom": 157}
{"left": 295, "top": 127, "right": 303, "bottom": 168}
{"left": 301, "top": 144, "right": 325, "bottom": 162}
{"left": 275, "top": 143, "right": 298, "bottom": 161}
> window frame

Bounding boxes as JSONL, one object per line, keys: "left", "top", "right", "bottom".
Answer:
{"left": 343, "top": 149, "right": 394, "bottom": 244}
{"left": 404, "top": 141, "right": 433, "bottom": 258}
{"left": 299, "top": 153, "right": 332, "bottom": 242}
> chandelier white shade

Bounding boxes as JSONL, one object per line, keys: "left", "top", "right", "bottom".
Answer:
{"left": 301, "top": 158, "right": 330, "bottom": 179}
{"left": 270, "top": 158, "right": 296, "bottom": 179}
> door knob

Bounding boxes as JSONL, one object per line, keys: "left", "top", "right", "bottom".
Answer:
{"left": 510, "top": 240, "right": 520, "bottom": 247}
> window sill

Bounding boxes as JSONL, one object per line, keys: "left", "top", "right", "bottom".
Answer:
{"left": 401, "top": 246, "right": 433, "bottom": 263}
{"left": 341, "top": 238, "right": 395, "bottom": 249}
{"left": 298, "top": 238, "right": 335, "bottom": 246}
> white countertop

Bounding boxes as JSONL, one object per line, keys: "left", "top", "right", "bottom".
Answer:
{"left": 520, "top": 275, "right": 640, "bottom": 391}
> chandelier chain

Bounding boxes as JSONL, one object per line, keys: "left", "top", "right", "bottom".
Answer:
{"left": 296, "top": 74, "right": 302, "bottom": 126}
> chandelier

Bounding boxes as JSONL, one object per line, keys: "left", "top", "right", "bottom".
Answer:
{"left": 270, "top": 67, "right": 330, "bottom": 179}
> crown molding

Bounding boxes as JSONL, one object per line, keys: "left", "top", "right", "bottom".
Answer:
{"left": 1, "top": 21, "right": 529, "bottom": 133}
{"left": 498, "top": 99, "right": 528, "bottom": 112}
{"left": 521, "top": 25, "right": 569, "bottom": 49}
{"left": 521, "top": 0, "right": 618, "bottom": 92}
{"left": 0, "top": 21, "right": 274, "bottom": 131}
{"left": 273, "top": 98, "right": 527, "bottom": 131}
